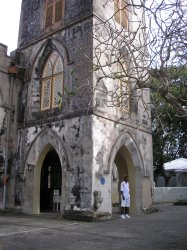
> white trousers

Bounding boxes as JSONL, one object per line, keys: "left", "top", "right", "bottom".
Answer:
{"left": 121, "top": 195, "right": 130, "bottom": 207}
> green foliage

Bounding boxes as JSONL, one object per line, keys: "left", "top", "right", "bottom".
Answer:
{"left": 149, "top": 66, "right": 187, "bottom": 107}
{"left": 70, "top": 69, "right": 74, "bottom": 75}
{"left": 93, "top": 65, "right": 100, "bottom": 71}
{"left": 151, "top": 67, "right": 187, "bottom": 178}
{"left": 58, "top": 85, "right": 78, "bottom": 110}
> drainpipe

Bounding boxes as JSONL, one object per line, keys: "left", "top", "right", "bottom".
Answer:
{"left": 2, "top": 65, "right": 17, "bottom": 209}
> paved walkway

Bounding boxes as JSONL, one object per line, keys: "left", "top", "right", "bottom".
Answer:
{"left": 0, "top": 204, "right": 187, "bottom": 250}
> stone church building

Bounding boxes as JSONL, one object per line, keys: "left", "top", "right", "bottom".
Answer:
{"left": 0, "top": 0, "right": 153, "bottom": 218}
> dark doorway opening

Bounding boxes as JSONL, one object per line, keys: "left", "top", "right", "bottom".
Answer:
{"left": 112, "top": 147, "right": 128, "bottom": 215}
{"left": 40, "top": 150, "right": 61, "bottom": 212}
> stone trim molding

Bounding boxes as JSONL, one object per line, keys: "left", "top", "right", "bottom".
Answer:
{"left": 23, "top": 126, "right": 69, "bottom": 177}
{"left": 105, "top": 130, "right": 144, "bottom": 175}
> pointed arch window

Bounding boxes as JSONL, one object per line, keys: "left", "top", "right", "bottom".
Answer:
{"left": 45, "top": 0, "right": 64, "bottom": 28}
{"left": 114, "top": 62, "right": 130, "bottom": 111}
{"left": 114, "top": 0, "right": 128, "bottom": 30}
{"left": 41, "top": 51, "right": 63, "bottom": 111}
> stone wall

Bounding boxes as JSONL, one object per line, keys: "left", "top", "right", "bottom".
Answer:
{"left": 18, "top": 0, "right": 93, "bottom": 48}
{"left": 17, "top": 115, "right": 93, "bottom": 213}
{"left": 91, "top": 115, "right": 153, "bottom": 214}
{"left": 3, "top": 0, "right": 154, "bottom": 216}
{"left": 154, "top": 187, "right": 187, "bottom": 203}
{"left": 0, "top": 44, "right": 10, "bottom": 208}
{"left": 0, "top": 43, "right": 23, "bottom": 208}
{"left": 18, "top": 19, "right": 93, "bottom": 122}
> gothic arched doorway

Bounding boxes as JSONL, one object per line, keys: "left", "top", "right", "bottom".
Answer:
{"left": 111, "top": 146, "right": 129, "bottom": 214}
{"left": 40, "top": 150, "right": 62, "bottom": 212}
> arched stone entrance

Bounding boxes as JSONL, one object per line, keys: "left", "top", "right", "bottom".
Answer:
{"left": 111, "top": 147, "right": 129, "bottom": 212}
{"left": 22, "top": 127, "right": 69, "bottom": 214}
{"left": 108, "top": 131, "right": 144, "bottom": 215}
{"left": 40, "top": 149, "right": 62, "bottom": 212}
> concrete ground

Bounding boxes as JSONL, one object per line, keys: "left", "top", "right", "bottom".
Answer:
{"left": 0, "top": 204, "right": 187, "bottom": 250}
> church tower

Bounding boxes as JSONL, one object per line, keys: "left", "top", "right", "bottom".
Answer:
{"left": 6, "top": 0, "right": 153, "bottom": 218}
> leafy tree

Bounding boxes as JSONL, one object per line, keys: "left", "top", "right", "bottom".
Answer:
{"left": 152, "top": 67, "right": 187, "bottom": 186}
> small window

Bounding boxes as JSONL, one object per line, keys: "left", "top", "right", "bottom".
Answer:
{"left": 114, "top": 0, "right": 128, "bottom": 30}
{"left": 45, "top": 0, "right": 64, "bottom": 28}
{"left": 114, "top": 62, "right": 130, "bottom": 111}
{"left": 41, "top": 51, "right": 63, "bottom": 111}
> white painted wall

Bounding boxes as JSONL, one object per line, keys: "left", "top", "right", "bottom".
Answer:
{"left": 153, "top": 187, "right": 187, "bottom": 203}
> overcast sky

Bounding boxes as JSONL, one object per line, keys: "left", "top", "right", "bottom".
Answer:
{"left": 0, "top": 0, "right": 22, "bottom": 55}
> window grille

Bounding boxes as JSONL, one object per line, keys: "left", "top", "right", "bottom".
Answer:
{"left": 114, "top": 0, "right": 128, "bottom": 30}
{"left": 45, "top": 0, "right": 64, "bottom": 28}
{"left": 114, "top": 62, "right": 130, "bottom": 111}
{"left": 41, "top": 51, "right": 63, "bottom": 111}
{"left": 45, "top": 5, "right": 53, "bottom": 27}
{"left": 52, "top": 75, "right": 63, "bottom": 108}
{"left": 55, "top": 0, "right": 63, "bottom": 23}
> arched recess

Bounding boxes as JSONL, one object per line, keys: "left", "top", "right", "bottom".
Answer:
{"left": 40, "top": 147, "right": 62, "bottom": 212}
{"left": 108, "top": 44, "right": 139, "bottom": 114}
{"left": 23, "top": 127, "right": 69, "bottom": 214}
{"left": 32, "top": 38, "right": 72, "bottom": 80}
{"left": 26, "top": 38, "right": 72, "bottom": 116}
{"left": 33, "top": 38, "right": 72, "bottom": 79}
{"left": 107, "top": 131, "right": 144, "bottom": 214}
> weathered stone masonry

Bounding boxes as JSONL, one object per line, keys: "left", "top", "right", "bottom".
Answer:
{"left": 0, "top": 0, "right": 154, "bottom": 218}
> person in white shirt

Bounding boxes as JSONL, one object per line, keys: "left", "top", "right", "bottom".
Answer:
{"left": 120, "top": 175, "right": 130, "bottom": 219}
